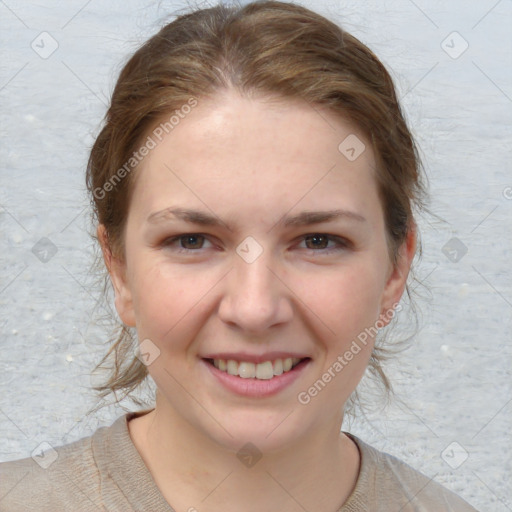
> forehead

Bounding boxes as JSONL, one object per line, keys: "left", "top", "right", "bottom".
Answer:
{"left": 130, "top": 90, "right": 381, "bottom": 226}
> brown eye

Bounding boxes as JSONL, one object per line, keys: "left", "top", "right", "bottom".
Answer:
{"left": 299, "top": 234, "right": 350, "bottom": 253}
{"left": 179, "top": 234, "right": 205, "bottom": 249}
{"left": 304, "top": 234, "right": 330, "bottom": 250}
{"left": 162, "top": 233, "right": 212, "bottom": 252}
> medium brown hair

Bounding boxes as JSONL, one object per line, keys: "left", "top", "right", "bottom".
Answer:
{"left": 86, "top": 1, "right": 428, "bottom": 415}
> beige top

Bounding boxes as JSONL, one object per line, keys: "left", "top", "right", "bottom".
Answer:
{"left": 0, "top": 410, "right": 479, "bottom": 511}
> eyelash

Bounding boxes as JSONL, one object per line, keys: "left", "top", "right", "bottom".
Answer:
{"left": 161, "top": 233, "right": 350, "bottom": 255}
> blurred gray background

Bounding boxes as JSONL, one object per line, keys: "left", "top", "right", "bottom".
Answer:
{"left": 1, "top": 1, "right": 511, "bottom": 510}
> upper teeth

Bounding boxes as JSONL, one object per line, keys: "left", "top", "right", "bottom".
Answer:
{"left": 212, "top": 357, "right": 302, "bottom": 380}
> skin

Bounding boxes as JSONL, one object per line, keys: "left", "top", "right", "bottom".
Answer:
{"left": 98, "top": 89, "right": 416, "bottom": 512}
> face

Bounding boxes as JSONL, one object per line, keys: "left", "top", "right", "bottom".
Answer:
{"left": 102, "top": 89, "right": 415, "bottom": 452}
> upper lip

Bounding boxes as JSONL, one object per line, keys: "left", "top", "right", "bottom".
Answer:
{"left": 202, "top": 352, "right": 310, "bottom": 364}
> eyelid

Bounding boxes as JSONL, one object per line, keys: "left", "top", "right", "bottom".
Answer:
{"left": 295, "top": 234, "right": 351, "bottom": 253}
{"left": 161, "top": 232, "right": 351, "bottom": 254}
{"left": 162, "top": 233, "right": 214, "bottom": 250}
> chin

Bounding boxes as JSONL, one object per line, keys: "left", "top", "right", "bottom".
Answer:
{"left": 201, "top": 408, "right": 311, "bottom": 455}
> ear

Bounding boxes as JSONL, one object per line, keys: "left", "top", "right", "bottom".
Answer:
{"left": 97, "top": 224, "right": 136, "bottom": 327}
{"left": 378, "top": 224, "right": 417, "bottom": 326}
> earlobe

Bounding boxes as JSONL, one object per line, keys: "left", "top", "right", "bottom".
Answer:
{"left": 97, "top": 225, "right": 136, "bottom": 327}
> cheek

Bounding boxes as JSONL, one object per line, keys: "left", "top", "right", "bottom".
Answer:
{"left": 129, "top": 258, "right": 218, "bottom": 348}
{"left": 308, "top": 266, "right": 385, "bottom": 400}
{"left": 309, "top": 261, "right": 385, "bottom": 339}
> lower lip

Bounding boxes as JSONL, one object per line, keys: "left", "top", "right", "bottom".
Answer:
{"left": 201, "top": 358, "right": 310, "bottom": 398}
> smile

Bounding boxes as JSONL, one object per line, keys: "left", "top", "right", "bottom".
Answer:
{"left": 206, "top": 357, "right": 304, "bottom": 380}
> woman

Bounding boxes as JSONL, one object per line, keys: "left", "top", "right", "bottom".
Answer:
{"left": 0, "top": 2, "right": 480, "bottom": 510}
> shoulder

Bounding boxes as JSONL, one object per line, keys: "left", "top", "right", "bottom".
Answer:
{"left": 0, "top": 410, "right": 168, "bottom": 512}
{"left": 0, "top": 433, "right": 100, "bottom": 511}
{"left": 0, "top": 416, "right": 124, "bottom": 512}
{"left": 340, "top": 433, "right": 480, "bottom": 512}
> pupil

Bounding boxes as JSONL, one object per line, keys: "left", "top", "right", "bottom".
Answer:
{"left": 309, "top": 235, "right": 326, "bottom": 249}
{"left": 183, "top": 235, "right": 201, "bottom": 248}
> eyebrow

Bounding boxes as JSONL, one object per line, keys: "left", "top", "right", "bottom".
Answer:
{"left": 146, "top": 207, "right": 366, "bottom": 231}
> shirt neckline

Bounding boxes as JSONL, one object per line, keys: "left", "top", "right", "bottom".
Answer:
{"left": 95, "top": 410, "right": 370, "bottom": 511}
{"left": 94, "top": 409, "right": 175, "bottom": 511}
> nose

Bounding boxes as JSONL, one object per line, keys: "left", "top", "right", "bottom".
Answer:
{"left": 217, "top": 247, "right": 293, "bottom": 334}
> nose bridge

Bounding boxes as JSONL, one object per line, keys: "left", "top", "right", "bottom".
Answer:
{"left": 235, "top": 248, "right": 274, "bottom": 298}
{"left": 218, "top": 239, "right": 291, "bottom": 332}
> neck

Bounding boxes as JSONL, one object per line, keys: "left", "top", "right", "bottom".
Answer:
{"left": 129, "top": 396, "right": 360, "bottom": 512}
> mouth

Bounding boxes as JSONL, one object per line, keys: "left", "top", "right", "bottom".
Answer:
{"left": 203, "top": 357, "right": 309, "bottom": 380}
